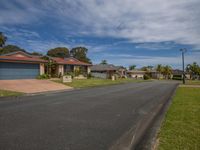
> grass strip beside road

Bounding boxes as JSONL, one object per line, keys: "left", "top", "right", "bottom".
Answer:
{"left": 158, "top": 87, "right": 200, "bottom": 150}
{"left": 54, "top": 78, "right": 149, "bottom": 88}
{"left": 0, "top": 90, "right": 23, "bottom": 97}
{"left": 185, "top": 80, "right": 200, "bottom": 85}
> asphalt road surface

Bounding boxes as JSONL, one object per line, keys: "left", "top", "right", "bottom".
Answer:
{"left": 0, "top": 81, "right": 177, "bottom": 150}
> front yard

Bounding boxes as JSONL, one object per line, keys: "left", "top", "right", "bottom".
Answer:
{"left": 54, "top": 78, "right": 147, "bottom": 88}
{"left": 0, "top": 90, "right": 23, "bottom": 97}
{"left": 157, "top": 87, "right": 200, "bottom": 150}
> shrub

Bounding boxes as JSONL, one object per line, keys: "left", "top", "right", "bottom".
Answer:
{"left": 144, "top": 74, "right": 151, "bottom": 80}
{"left": 172, "top": 75, "right": 182, "bottom": 80}
{"left": 64, "top": 72, "right": 75, "bottom": 78}
{"left": 87, "top": 73, "right": 93, "bottom": 79}
{"left": 36, "top": 74, "right": 50, "bottom": 79}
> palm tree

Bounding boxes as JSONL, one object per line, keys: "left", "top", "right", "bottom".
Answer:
{"left": 0, "top": 32, "right": 7, "bottom": 48}
{"left": 156, "top": 64, "right": 163, "bottom": 79}
{"left": 162, "top": 65, "right": 172, "bottom": 79}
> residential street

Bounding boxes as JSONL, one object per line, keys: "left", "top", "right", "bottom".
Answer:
{"left": 0, "top": 81, "right": 177, "bottom": 150}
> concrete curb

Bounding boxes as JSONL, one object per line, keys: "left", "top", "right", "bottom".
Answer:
{"left": 109, "top": 83, "right": 179, "bottom": 150}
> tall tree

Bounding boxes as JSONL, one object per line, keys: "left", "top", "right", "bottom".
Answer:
{"left": 70, "top": 47, "right": 91, "bottom": 63}
{"left": 0, "top": 44, "right": 26, "bottom": 55}
{"left": 129, "top": 65, "right": 136, "bottom": 70}
{"left": 0, "top": 32, "right": 7, "bottom": 48}
{"left": 47, "top": 47, "right": 70, "bottom": 58}
{"left": 162, "top": 65, "right": 172, "bottom": 79}
{"left": 100, "top": 60, "right": 107, "bottom": 65}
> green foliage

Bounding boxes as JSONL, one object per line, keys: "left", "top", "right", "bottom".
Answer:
{"left": 100, "top": 60, "right": 108, "bottom": 65}
{"left": 87, "top": 73, "right": 93, "bottom": 79}
{"left": 70, "top": 47, "right": 91, "bottom": 63}
{"left": 0, "top": 44, "right": 26, "bottom": 55}
{"left": 129, "top": 65, "right": 136, "bottom": 70}
{"left": 156, "top": 64, "right": 163, "bottom": 72}
{"left": 36, "top": 74, "right": 50, "bottom": 79}
{"left": 74, "top": 68, "right": 81, "bottom": 76}
{"left": 162, "top": 65, "right": 172, "bottom": 79}
{"left": 47, "top": 47, "right": 70, "bottom": 58}
{"left": 64, "top": 72, "right": 75, "bottom": 78}
{"left": 31, "top": 52, "right": 43, "bottom": 56}
{"left": 186, "top": 62, "right": 200, "bottom": 76}
{"left": 143, "top": 74, "right": 151, "bottom": 80}
{"left": 0, "top": 32, "right": 7, "bottom": 47}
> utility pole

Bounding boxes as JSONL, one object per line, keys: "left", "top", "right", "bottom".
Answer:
{"left": 180, "top": 48, "right": 187, "bottom": 84}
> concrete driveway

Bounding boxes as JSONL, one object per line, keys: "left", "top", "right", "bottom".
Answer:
{"left": 0, "top": 79, "right": 72, "bottom": 93}
{"left": 0, "top": 81, "right": 178, "bottom": 150}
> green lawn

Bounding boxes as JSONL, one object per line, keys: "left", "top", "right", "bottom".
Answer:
{"left": 0, "top": 90, "right": 23, "bottom": 97}
{"left": 54, "top": 78, "right": 148, "bottom": 88}
{"left": 158, "top": 87, "right": 200, "bottom": 150}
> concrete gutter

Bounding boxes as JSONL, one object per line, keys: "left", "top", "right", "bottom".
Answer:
{"left": 109, "top": 83, "right": 179, "bottom": 150}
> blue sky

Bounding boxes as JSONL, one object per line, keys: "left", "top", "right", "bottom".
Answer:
{"left": 0, "top": 0, "right": 200, "bottom": 68}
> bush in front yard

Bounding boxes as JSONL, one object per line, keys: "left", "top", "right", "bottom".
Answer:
{"left": 143, "top": 74, "right": 151, "bottom": 80}
{"left": 37, "top": 74, "right": 50, "bottom": 79}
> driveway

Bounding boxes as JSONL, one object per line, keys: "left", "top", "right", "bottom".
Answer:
{"left": 0, "top": 79, "right": 72, "bottom": 93}
{"left": 0, "top": 81, "right": 177, "bottom": 150}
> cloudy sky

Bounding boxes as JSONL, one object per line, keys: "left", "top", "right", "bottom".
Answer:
{"left": 0, "top": 0, "right": 200, "bottom": 68}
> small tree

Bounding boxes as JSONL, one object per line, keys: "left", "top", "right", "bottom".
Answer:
{"left": 100, "top": 60, "right": 107, "bottom": 65}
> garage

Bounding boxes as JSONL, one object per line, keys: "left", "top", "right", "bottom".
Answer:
{"left": 0, "top": 62, "right": 40, "bottom": 80}
{"left": 0, "top": 51, "right": 46, "bottom": 80}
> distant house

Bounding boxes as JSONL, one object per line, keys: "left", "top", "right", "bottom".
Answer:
{"left": 127, "top": 70, "right": 146, "bottom": 79}
{"left": 0, "top": 51, "right": 47, "bottom": 80}
{"left": 49, "top": 57, "right": 92, "bottom": 77}
{"left": 172, "top": 69, "right": 190, "bottom": 79}
{"left": 91, "top": 64, "right": 126, "bottom": 79}
{"left": 127, "top": 70, "right": 163, "bottom": 79}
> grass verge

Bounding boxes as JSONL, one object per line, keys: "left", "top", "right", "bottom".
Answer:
{"left": 185, "top": 80, "right": 200, "bottom": 85}
{"left": 157, "top": 87, "right": 200, "bottom": 150}
{"left": 53, "top": 78, "right": 149, "bottom": 88}
{"left": 0, "top": 90, "right": 23, "bottom": 97}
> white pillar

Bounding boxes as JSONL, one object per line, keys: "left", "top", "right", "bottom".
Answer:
{"left": 40, "top": 63, "right": 45, "bottom": 75}
{"left": 58, "top": 65, "right": 64, "bottom": 76}
{"left": 87, "top": 66, "right": 91, "bottom": 74}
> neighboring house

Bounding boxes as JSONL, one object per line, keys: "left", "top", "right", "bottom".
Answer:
{"left": 149, "top": 70, "right": 163, "bottom": 79}
{"left": 172, "top": 69, "right": 191, "bottom": 79}
{"left": 127, "top": 70, "right": 146, "bottom": 79}
{"left": 91, "top": 64, "right": 126, "bottom": 79}
{"left": 127, "top": 70, "right": 163, "bottom": 79}
{"left": 49, "top": 57, "right": 92, "bottom": 77}
{"left": 0, "top": 51, "right": 46, "bottom": 80}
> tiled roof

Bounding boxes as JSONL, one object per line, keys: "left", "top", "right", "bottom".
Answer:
{"left": 51, "top": 57, "right": 92, "bottom": 66}
{"left": 0, "top": 55, "right": 47, "bottom": 63}
{"left": 0, "top": 51, "right": 47, "bottom": 63}
{"left": 91, "top": 64, "right": 119, "bottom": 71}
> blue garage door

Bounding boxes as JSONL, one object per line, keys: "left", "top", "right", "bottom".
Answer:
{"left": 0, "top": 62, "right": 40, "bottom": 80}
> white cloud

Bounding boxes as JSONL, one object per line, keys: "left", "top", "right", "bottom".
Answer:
{"left": 1, "top": 0, "right": 200, "bottom": 49}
